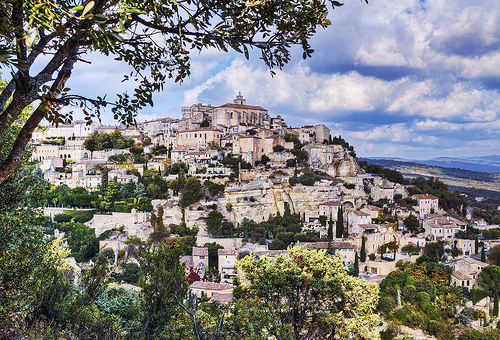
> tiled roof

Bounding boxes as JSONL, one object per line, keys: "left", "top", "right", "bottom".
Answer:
{"left": 452, "top": 271, "right": 470, "bottom": 280}
{"left": 192, "top": 247, "right": 209, "bottom": 256}
{"left": 350, "top": 210, "right": 370, "bottom": 217}
{"left": 218, "top": 249, "right": 236, "bottom": 255}
{"left": 210, "top": 292, "right": 233, "bottom": 303}
{"left": 217, "top": 103, "right": 267, "bottom": 111}
{"left": 302, "top": 242, "right": 356, "bottom": 250}
{"left": 319, "top": 200, "right": 342, "bottom": 206}
{"left": 413, "top": 194, "right": 438, "bottom": 200}
{"left": 180, "top": 256, "right": 194, "bottom": 268}
{"left": 379, "top": 185, "right": 393, "bottom": 189}
{"left": 179, "top": 127, "right": 222, "bottom": 133}
{"left": 364, "top": 206, "right": 383, "bottom": 211}
{"left": 190, "top": 281, "right": 234, "bottom": 290}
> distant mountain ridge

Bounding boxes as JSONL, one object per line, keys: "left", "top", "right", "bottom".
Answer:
{"left": 365, "top": 155, "right": 500, "bottom": 173}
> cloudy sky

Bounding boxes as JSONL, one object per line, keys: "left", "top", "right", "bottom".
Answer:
{"left": 56, "top": 0, "right": 500, "bottom": 159}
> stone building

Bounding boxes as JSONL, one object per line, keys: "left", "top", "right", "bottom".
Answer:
{"left": 302, "top": 143, "right": 344, "bottom": 168}
{"left": 212, "top": 93, "right": 270, "bottom": 131}
{"left": 177, "top": 127, "right": 222, "bottom": 148}
{"left": 412, "top": 194, "right": 439, "bottom": 218}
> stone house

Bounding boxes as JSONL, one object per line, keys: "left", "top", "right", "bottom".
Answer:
{"left": 212, "top": 93, "right": 270, "bottom": 130}
{"left": 347, "top": 209, "right": 371, "bottom": 234}
{"left": 218, "top": 248, "right": 236, "bottom": 283}
{"left": 371, "top": 185, "right": 394, "bottom": 202}
{"left": 177, "top": 127, "right": 222, "bottom": 149}
{"left": 412, "top": 194, "right": 439, "bottom": 218}
{"left": 190, "top": 281, "right": 234, "bottom": 300}
{"left": 361, "top": 205, "right": 383, "bottom": 223}
{"left": 449, "top": 257, "right": 488, "bottom": 289}
{"left": 192, "top": 247, "right": 209, "bottom": 271}
{"left": 318, "top": 200, "right": 343, "bottom": 220}
{"left": 302, "top": 143, "right": 343, "bottom": 168}
{"left": 423, "top": 214, "right": 466, "bottom": 241}
{"left": 302, "top": 241, "right": 357, "bottom": 266}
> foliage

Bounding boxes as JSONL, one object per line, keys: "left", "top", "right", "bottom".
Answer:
{"left": 360, "top": 162, "right": 409, "bottom": 185}
{"left": 478, "top": 265, "right": 500, "bottom": 292}
{"left": 84, "top": 130, "right": 134, "bottom": 151}
{"left": 273, "top": 144, "right": 285, "bottom": 152}
{"left": 238, "top": 247, "right": 380, "bottom": 340}
{"left": 180, "top": 177, "right": 204, "bottom": 208}
{"left": 469, "top": 288, "right": 492, "bottom": 304}
{"left": 288, "top": 170, "right": 321, "bottom": 186}
{"left": 54, "top": 213, "right": 73, "bottom": 223}
{"left": 488, "top": 245, "right": 500, "bottom": 266}
{"left": 459, "top": 327, "right": 500, "bottom": 340}
{"left": 66, "top": 222, "right": 99, "bottom": 262}
{"left": 112, "top": 262, "right": 142, "bottom": 285}
{"left": 203, "top": 242, "right": 224, "bottom": 268}
{"left": 403, "top": 214, "right": 420, "bottom": 233}
{"left": 206, "top": 211, "right": 224, "bottom": 237}
{"left": 204, "top": 180, "right": 225, "bottom": 197}
{"left": 136, "top": 240, "right": 188, "bottom": 339}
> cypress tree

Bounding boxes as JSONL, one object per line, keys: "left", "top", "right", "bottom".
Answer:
{"left": 394, "top": 211, "right": 398, "bottom": 225}
{"left": 360, "top": 237, "right": 366, "bottom": 262}
{"left": 353, "top": 251, "right": 359, "bottom": 277}
{"left": 475, "top": 235, "right": 479, "bottom": 254}
{"left": 393, "top": 247, "right": 397, "bottom": 261}
{"left": 493, "top": 290, "right": 499, "bottom": 317}
{"left": 336, "top": 206, "right": 343, "bottom": 238}
{"left": 481, "top": 247, "right": 486, "bottom": 262}
{"left": 327, "top": 217, "right": 333, "bottom": 242}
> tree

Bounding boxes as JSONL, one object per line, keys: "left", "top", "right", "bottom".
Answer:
{"left": 475, "top": 235, "right": 479, "bottom": 254}
{"left": 488, "top": 245, "right": 500, "bottom": 266}
{"left": 360, "top": 236, "right": 366, "bottom": 262}
{"left": 137, "top": 239, "right": 188, "bottom": 339}
{"left": 206, "top": 210, "right": 224, "bottom": 237}
{"left": 260, "top": 154, "right": 270, "bottom": 165}
{"left": 353, "top": 251, "right": 359, "bottom": 277}
{"left": 237, "top": 246, "right": 380, "bottom": 340}
{"left": 403, "top": 214, "right": 419, "bottom": 233}
{"left": 481, "top": 247, "right": 486, "bottom": 263}
{"left": 318, "top": 215, "right": 327, "bottom": 227}
{"left": 478, "top": 265, "right": 500, "bottom": 294}
{"left": 179, "top": 177, "right": 204, "bottom": 208}
{"left": 0, "top": 0, "right": 345, "bottom": 185}
{"left": 327, "top": 216, "right": 333, "bottom": 242}
{"left": 336, "top": 206, "right": 343, "bottom": 238}
{"left": 494, "top": 290, "right": 499, "bottom": 317}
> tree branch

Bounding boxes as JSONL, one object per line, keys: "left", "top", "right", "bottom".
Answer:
{"left": 0, "top": 52, "right": 77, "bottom": 185}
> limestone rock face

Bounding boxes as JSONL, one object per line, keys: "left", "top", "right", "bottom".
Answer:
{"left": 222, "top": 178, "right": 343, "bottom": 224}
{"left": 325, "top": 150, "right": 359, "bottom": 178}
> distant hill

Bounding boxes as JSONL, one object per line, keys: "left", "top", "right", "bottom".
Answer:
{"left": 368, "top": 155, "right": 500, "bottom": 173}
{"left": 359, "top": 157, "right": 500, "bottom": 197}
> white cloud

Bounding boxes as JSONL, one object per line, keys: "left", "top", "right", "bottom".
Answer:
{"left": 349, "top": 124, "right": 410, "bottom": 142}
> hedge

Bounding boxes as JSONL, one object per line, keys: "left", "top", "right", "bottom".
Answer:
{"left": 470, "top": 289, "right": 492, "bottom": 304}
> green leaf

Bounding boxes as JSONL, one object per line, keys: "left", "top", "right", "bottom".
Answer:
{"left": 243, "top": 45, "right": 249, "bottom": 60}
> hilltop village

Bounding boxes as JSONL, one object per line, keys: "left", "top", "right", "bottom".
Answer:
{"left": 33, "top": 94, "right": 500, "bottom": 339}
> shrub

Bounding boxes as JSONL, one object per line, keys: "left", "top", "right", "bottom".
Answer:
{"left": 53, "top": 213, "right": 72, "bottom": 223}
{"left": 470, "top": 288, "right": 492, "bottom": 304}
{"left": 73, "top": 215, "right": 92, "bottom": 223}
{"left": 379, "top": 329, "right": 395, "bottom": 340}
{"left": 391, "top": 305, "right": 425, "bottom": 329}
{"left": 368, "top": 253, "right": 376, "bottom": 261}
{"left": 377, "top": 296, "right": 395, "bottom": 315}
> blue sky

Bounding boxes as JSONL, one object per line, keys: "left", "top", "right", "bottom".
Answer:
{"left": 15, "top": 0, "right": 500, "bottom": 159}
